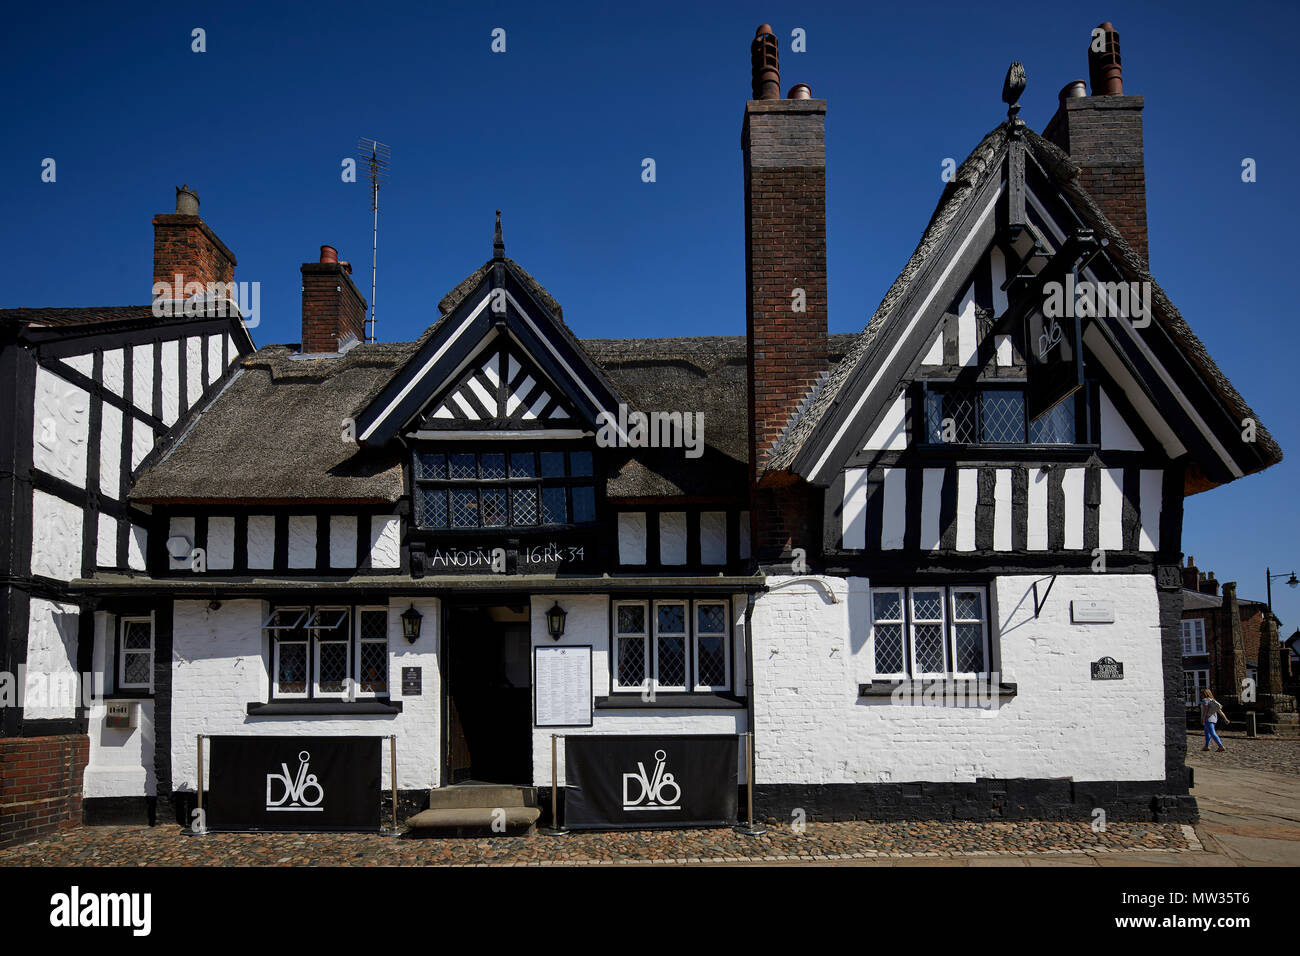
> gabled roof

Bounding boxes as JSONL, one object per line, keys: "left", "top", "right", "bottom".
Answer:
{"left": 770, "top": 121, "right": 1282, "bottom": 493}
{"left": 0, "top": 305, "right": 160, "bottom": 328}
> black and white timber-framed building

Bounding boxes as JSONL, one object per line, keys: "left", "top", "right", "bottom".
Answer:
{"left": 0, "top": 22, "right": 1282, "bottom": 840}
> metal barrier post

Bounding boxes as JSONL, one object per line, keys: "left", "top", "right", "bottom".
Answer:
{"left": 539, "top": 733, "right": 569, "bottom": 836}
{"left": 734, "top": 732, "right": 766, "bottom": 836}
{"left": 190, "top": 734, "right": 205, "bottom": 835}
{"left": 383, "top": 734, "right": 402, "bottom": 836}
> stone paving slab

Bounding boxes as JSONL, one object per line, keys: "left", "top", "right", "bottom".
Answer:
{"left": 0, "top": 818, "right": 1193, "bottom": 867}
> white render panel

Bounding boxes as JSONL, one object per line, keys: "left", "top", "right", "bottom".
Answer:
{"left": 1063, "top": 468, "right": 1085, "bottom": 550}
{"left": 161, "top": 339, "right": 180, "bottom": 424}
{"left": 994, "top": 335, "right": 1013, "bottom": 366}
{"left": 208, "top": 516, "right": 235, "bottom": 570}
{"left": 97, "top": 512, "right": 117, "bottom": 567}
{"left": 99, "top": 402, "right": 122, "bottom": 499}
{"left": 921, "top": 332, "right": 943, "bottom": 366}
{"left": 30, "top": 490, "right": 83, "bottom": 580}
{"left": 131, "top": 418, "right": 154, "bottom": 470}
{"left": 956, "top": 468, "right": 977, "bottom": 552}
{"left": 247, "top": 515, "right": 275, "bottom": 569}
{"left": 1138, "top": 470, "right": 1163, "bottom": 552}
{"left": 862, "top": 394, "right": 908, "bottom": 450}
{"left": 1100, "top": 387, "right": 1143, "bottom": 451}
{"left": 186, "top": 336, "right": 203, "bottom": 409}
{"left": 659, "top": 512, "right": 687, "bottom": 565}
{"left": 32, "top": 365, "right": 90, "bottom": 487}
{"left": 207, "top": 334, "right": 223, "bottom": 385}
{"left": 880, "top": 468, "right": 906, "bottom": 550}
{"left": 530, "top": 594, "right": 747, "bottom": 787}
{"left": 330, "top": 515, "right": 358, "bottom": 568}
{"left": 132, "top": 343, "right": 154, "bottom": 415}
{"left": 225, "top": 333, "right": 237, "bottom": 369}
{"left": 920, "top": 468, "right": 944, "bottom": 550}
{"left": 990, "top": 245, "right": 1009, "bottom": 316}
{"left": 1027, "top": 467, "right": 1049, "bottom": 550}
{"left": 1099, "top": 468, "right": 1125, "bottom": 550}
{"left": 617, "top": 512, "right": 647, "bottom": 565}
{"left": 700, "top": 511, "right": 726, "bottom": 564}
{"left": 171, "top": 598, "right": 443, "bottom": 792}
{"left": 993, "top": 468, "right": 1012, "bottom": 551}
{"left": 23, "top": 598, "right": 80, "bottom": 720}
{"left": 128, "top": 525, "right": 147, "bottom": 570}
{"left": 102, "top": 348, "right": 124, "bottom": 398}
{"left": 956, "top": 285, "right": 978, "bottom": 366}
{"left": 168, "top": 516, "right": 196, "bottom": 571}
{"left": 61, "top": 353, "right": 93, "bottom": 377}
{"left": 370, "top": 515, "right": 401, "bottom": 570}
{"left": 288, "top": 515, "right": 317, "bottom": 569}
{"left": 750, "top": 574, "right": 1165, "bottom": 784}
{"left": 841, "top": 467, "right": 869, "bottom": 550}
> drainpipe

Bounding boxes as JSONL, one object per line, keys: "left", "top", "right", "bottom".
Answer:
{"left": 744, "top": 586, "right": 764, "bottom": 820}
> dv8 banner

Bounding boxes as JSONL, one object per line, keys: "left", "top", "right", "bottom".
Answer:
{"left": 563, "top": 734, "right": 738, "bottom": 830}
{"left": 206, "top": 736, "right": 381, "bottom": 832}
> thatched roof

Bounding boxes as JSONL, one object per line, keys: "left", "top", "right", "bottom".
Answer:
{"left": 1, "top": 305, "right": 161, "bottom": 329}
{"left": 767, "top": 122, "right": 1282, "bottom": 488}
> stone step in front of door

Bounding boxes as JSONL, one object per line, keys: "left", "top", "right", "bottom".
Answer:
{"left": 404, "top": 805, "right": 541, "bottom": 837}
{"left": 425, "top": 784, "right": 538, "bottom": 810}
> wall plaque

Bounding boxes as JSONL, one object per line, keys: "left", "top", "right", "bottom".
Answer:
{"left": 1072, "top": 600, "right": 1115, "bottom": 623}
{"left": 1090, "top": 657, "right": 1124, "bottom": 680}
{"left": 401, "top": 667, "right": 422, "bottom": 696}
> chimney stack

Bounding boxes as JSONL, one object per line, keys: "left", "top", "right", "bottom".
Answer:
{"left": 301, "top": 245, "right": 367, "bottom": 354}
{"left": 1182, "top": 555, "right": 1199, "bottom": 592}
{"left": 743, "top": 23, "right": 828, "bottom": 558}
{"left": 1043, "top": 22, "right": 1149, "bottom": 266}
{"left": 152, "top": 185, "right": 237, "bottom": 298}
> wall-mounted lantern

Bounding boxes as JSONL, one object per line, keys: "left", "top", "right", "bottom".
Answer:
{"left": 401, "top": 604, "right": 423, "bottom": 643}
{"left": 545, "top": 602, "right": 567, "bottom": 641}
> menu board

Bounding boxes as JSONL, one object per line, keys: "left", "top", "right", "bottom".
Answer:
{"left": 533, "top": 645, "right": 593, "bottom": 728}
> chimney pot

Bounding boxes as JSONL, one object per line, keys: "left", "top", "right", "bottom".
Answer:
{"left": 1088, "top": 21, "right": 1123, "bottom": 95}
{"left": 1059, "top": 80, "right": 1087, "bottom": 103}
{"left": 320, "top": 245, "right": 339, "bottom": 264}
{"left": 175, "top": 184, "right": 200, "bottom": 216}
{"left": 787, "top": 83, "right": 812, "bottom": 99}
{"left": 750, "top": 24, "right": 781, "bottom": 100}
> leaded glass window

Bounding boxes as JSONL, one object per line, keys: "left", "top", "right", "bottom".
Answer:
{"left": 118, "top": 617, "right": 153, "bottom": 690}
{"left": 869, "top": 586, "right": 993, "bottom": 679}
{"left": 925, "top": 386, "right": 1078, "bottom": 445}
{"left": 613, "top": 599, "right": 732, "bottom": 695}
{"left": 411, "top": 448, "right": 598, "bottom": 529}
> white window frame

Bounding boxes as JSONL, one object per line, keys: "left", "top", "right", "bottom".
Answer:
{"left": 908, "top": 588, "right": 950, "bottom": 678}
{"left": 869, "top": 585, "right": 993, "bottom": 680}
{"left": 613, "top": 600, "right": 650, "bottom": 691}
{"left": 117, "top": 615, "right": 154, "bottom": 692}
{"left": 869, "top": 587, "right": 908, "bottom": 680}
{"left": 1181, "top": 618, "right": 1206, "bottom": 656}
{"left": 1184, "top": 668, "right": 1210, "bottom": 706}
{"left": 354, "top": 607, "right": 390, "bottom": 698}
{"left": 652, "top": 600, "right": 689, "bottom": 692}
{"left": 947, "top": 586, "right": 991, "bottom": 679}
{"left": 692, "top": 600, "right": 731, "bottom": 692}
{"left": 311, "top": 606, "right": 352, "bottom": 699}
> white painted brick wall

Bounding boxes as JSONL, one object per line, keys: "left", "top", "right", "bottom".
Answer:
{"left": 84, "top": 612, "right": 157, "bottom": 798}
{"left": 528, "top": 594, "right": 749, "bottom": 787}
{"left": 170, "top": 598, "right": 442, "bottom": 794}
{"left": 750, "top": 574, "right": 1166, "bottom": 785}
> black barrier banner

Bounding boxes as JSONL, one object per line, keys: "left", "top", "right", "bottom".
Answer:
{"left": 563, "top": 734, "right": 738, "bottom": 830}
{"left": 207, "top": 736, "right": 381, "bottom": 832}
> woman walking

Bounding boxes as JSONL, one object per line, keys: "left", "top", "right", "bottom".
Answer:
{"left": 1200, "top": 688, "right": 1228, "bottom": 752}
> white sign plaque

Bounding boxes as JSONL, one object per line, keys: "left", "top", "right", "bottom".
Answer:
{"left": 1072, "top": 600, "right": 1115, "bottom": 623}
{"left": 534, "top": 645, "right": 593, "bottom": 728}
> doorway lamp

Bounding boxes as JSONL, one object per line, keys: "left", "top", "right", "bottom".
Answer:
{"left": 546, "top": 602, "right": 567, "bottom": 641}
{"left": 401, "top": 604, "right": 423, "bottom": 643}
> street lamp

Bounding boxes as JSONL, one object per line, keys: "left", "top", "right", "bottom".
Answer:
{"left": 1265, "top": 567, "right": 1298, "bottom": 620}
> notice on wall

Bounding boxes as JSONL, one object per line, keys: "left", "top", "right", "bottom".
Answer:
{"left": 533, "top": 645, "right": 593, "bottom": 728}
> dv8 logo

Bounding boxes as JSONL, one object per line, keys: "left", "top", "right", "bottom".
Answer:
{"left": 622, "top": 749, "right": 682, "bottom": 811}
{"left": 266, "top": 750, "right": 325, "bottom": 812}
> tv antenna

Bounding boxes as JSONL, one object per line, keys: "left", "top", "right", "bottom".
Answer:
{"left": 356, "top": 138, "right": 390, "bottom": 343}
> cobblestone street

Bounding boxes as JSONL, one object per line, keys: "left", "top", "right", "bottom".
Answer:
{"left": 1185, "top": 730, "right": 1300, "bottom": 776}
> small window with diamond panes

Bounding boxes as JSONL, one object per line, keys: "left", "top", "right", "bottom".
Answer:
{"left": 265, "top": 605, "right": 389, "bottom": 700}
{"left": 412, "top": 448, "right": 596, "bottom": 530}
{"left": 869, "top": 585, "right": 991, "bottom": 679}
{"left": 613, "top": 599, "right": 731, "bottom": 695}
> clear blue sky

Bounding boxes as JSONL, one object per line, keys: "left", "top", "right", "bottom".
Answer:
{"left": 3, "top": 1, "right": 1298, "bottom": 635}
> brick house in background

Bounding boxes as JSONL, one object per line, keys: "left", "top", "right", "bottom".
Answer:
{"left": 1180, "top": 556, "right": 1296, "bottom": 730}
{"left": 1, "top": 21, "right": 1286, "bottom": 844}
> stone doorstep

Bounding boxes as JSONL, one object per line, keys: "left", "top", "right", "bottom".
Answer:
{"left": 405, "top": 805, "right": 542, "bottom": 837}
{"left": 424, "top": 785, "right": 538, "bottom": 810}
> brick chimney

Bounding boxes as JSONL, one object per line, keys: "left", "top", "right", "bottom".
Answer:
{"left": 744, "top": 25, "right": 828, "bottom": 474}
{"left": 1043, "top": 22, "right": 1149, "bottom": 266}
{"left": 152, "top": 185, "right": 237, "bottom": 297}
{"left": 1182, "top": 555, "right": 1199, "bottom": 592}
{"left": 1199, "top": 571, "right": 1219, "bottom": 597}
{"left": 742, "top": 24, "right": 829, "bottom": 560}
{"left": 301, "top": 245, "right": 367, "bottom": 353}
